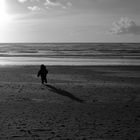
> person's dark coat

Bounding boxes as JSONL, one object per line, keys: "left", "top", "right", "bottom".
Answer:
{"left": 38, "top": 65, "right": 48, "bottom": 84}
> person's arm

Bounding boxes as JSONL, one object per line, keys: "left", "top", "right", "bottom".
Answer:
{"left": 37, "top": 70, "right": 41, "bottom": 77}
{"left": 46, "top": 69, "right": 48, "bottom": 74}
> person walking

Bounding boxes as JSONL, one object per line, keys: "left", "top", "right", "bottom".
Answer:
{"left": 37, "top": 64, "right": 48, "bottom": 84}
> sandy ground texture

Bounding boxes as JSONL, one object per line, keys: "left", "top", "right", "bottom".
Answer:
{"left": 0, "top": 66, "right": 139, "bottom": 140}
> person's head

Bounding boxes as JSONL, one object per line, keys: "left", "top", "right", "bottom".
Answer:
{"left": 40, "top": 64, "right": 46, "bottom": 70}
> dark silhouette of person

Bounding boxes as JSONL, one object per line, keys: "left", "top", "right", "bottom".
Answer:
{"left": 37, "top": 64, "right": 48, "bottom": 84}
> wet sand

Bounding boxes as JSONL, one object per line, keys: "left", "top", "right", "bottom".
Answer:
{"left": 0, "top": 66, "right": 139, "bottom": 139}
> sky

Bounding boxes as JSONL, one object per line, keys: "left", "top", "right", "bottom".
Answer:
{"left": 0, "top": 0, "right": 140, "bottom": 43}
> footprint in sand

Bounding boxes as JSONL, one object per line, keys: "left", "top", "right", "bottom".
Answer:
{"left": 18, "top": 85, "right": 24, "bottom": 93}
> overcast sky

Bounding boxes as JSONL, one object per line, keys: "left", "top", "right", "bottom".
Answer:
{"left": 0, "top": 0, "right": 140, "bottom": 43}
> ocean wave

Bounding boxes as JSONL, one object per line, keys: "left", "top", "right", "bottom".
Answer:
{"left": 0, "top": 43, "right": 140, "bottom": 65}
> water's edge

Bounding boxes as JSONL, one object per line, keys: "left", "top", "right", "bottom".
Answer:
{"left": 0, "top": 57, "right": 140, "bottom": 66}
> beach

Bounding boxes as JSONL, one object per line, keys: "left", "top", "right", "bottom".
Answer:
{"left": 0, "top": 65, "right": 139, "bottom": 139}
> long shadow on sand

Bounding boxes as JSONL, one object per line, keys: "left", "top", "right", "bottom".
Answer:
{"left": 45, "top": 84, "right": 83, "bottom": 103}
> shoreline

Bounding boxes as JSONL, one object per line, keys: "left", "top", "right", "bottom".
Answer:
{"left": 0, "top": 57, "right": 140, "bottom": 66}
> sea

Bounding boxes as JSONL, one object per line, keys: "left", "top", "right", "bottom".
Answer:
{"left": 0, "top": 43, "right": 140, "bottom": 66}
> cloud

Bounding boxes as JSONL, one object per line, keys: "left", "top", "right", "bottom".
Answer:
{"left": 28, "top": 6, "right": 41, "bottom": 11}
{"left": 18, "top": 0, "right": 39, "bottom": 3}
{"left": 44, "top": 0, "right": 72, "bottom": 9}
{"left": 17, "top": 0, "right": 72, "bottom": 11}
{"left": 18, "top": 0, "right": 28, "bottom": 3}
{"left": 45, "top": 0, "right": 61, "bottom": 6}
{"left": 109, "top": 17, "right": 140, "bottom": 35}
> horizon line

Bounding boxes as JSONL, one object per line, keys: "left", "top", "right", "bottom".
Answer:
{"left": 0, "top": 42, "right": 140, "bottom": 44}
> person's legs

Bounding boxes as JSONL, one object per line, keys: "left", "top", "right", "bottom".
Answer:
{"left": 41, "top": 77, "right": 44, "bottom": 84}
{"left": 44, "top": 77, "right": 47, "bottom": 84}
{"left": 41, "top": 76, "right": 47, "bottom": 84}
